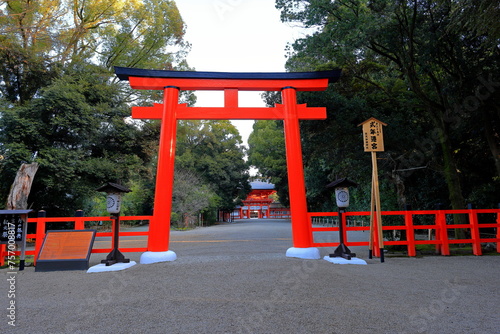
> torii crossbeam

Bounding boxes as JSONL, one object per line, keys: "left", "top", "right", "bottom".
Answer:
{"left": 115, "top": 66, "right": 341, "bottom": 263}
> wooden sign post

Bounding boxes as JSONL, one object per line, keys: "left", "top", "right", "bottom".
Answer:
{"left": 359, "top": 118, "right": 387, "bottom": 262}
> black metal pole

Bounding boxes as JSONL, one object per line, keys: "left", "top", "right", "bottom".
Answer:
{"left": 329, "top": 208, "right": 356, "bottom": 260}
{"left": 113, "top": 214, "right": 120, "bottom": 250}
{"left": 338, "top": 208, "right": 344, "bottom": 245}
{"left": 101, "top": 212, "right": 130, "bottom": 266}
{"left": 19, "top": 214, "right": 27, "bottom": 271}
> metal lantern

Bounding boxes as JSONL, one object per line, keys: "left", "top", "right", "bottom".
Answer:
{"left": 327, "top": 178, "right": 358, "bottom": 208}
{"left": 96, "top": 182, "right": 131, "bottom": 266}
{"left": 96, "top": 182, "right": 130, "bottom": 214}
{"left": 326, "top": 177, "right": 358, "bottom": 260}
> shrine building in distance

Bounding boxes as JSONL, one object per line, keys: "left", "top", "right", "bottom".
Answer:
{"left": 232, "top": 180, "right": 290, "bottom": 220}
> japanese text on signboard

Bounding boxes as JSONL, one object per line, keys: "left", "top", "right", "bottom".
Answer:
{"left": 1, "top": 215, "right": 24, "bottom": 243}
{"left": 362, "top": 119, "right": 385, "bottom": 152}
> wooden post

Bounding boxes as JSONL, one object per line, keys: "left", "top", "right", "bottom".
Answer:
{"left": 468, "top": 204, "right": 482, "bottom": 256}
{"left": 6, "top": 163, "right": 39, "bottom": 210}
{"left": 404, "top": 205, "right": 416, "bottom": 257}
{"left": 369, "top": 172, "right": 376, "bottom": 258}
{"left": 33, "top": 210, "right": 46, "bottom": 265}
{"left": 359, "top": 118, "right": 387, "bottom": 262}
{"left": 436, "top": 208, "right": 450, "bottom": 255}
{"left": 497, "top": 203, "right": 500, "bottom": 253}
{"left": 372, "top": 151, "right": 384, "bottom": 262}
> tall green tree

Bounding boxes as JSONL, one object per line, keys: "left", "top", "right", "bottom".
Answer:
{"left": 0, "top": 0, "right": 188, "bottom": 104}
{"left": 176, "top": 120, "right": 250, "bottom": 213}
{"left": 0, "top": 65, "right": 157, "bottom": 214}
{"left": 171, "top": 168, "right": 219, "bottom": 227}
{"left": 276, "top": 0, "right": 500, "bottom": 210}
{"left": 0, "top": 0, "right": 191, "bottom": 215}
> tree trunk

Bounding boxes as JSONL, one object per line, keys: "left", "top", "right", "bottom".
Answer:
{"left": 483, "top": 108, "right": 500, "bottom": 179}
{"left": 6, "top": 163, "right": 39, "bottom": 210}
{"left": 437, "top": 128, "right": 467, "bottom": 239}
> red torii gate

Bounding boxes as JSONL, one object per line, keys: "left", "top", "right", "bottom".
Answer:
{"left": 115, "top": 67, "right": 341, "bottom": 263}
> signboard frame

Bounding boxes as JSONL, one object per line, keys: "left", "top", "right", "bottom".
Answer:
{"left": 1, "top": 210, "right": 32, "bottom": 270}
{"left": 360, "top": 117, "right": 387, "bottom": 152}
{"left": 35, "top": 230, "right": 96, "bottom": 272}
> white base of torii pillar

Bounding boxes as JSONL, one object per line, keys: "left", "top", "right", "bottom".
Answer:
{"left": 140, "top": 250, "right": 177, "bottom": 264}
{"left": 286, "top": 247, "right": 320, "bottom": 260}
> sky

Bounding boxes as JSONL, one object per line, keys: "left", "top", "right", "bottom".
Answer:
{"left": 174, "top": 0, "right": 308, "bottom": 147}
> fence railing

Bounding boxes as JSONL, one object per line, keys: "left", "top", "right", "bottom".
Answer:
{"left": 309, "top": 208, "right": 500, "bottom": 257}
{"left": 2, "top": 208, "right": 499, "bottom": 266}
{"left": 1, "top": 215, "right": 152, "bottom": 266}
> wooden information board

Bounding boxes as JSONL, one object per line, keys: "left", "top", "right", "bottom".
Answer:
{"left": 36, "top": 230, "right": 96, "bottom": 272}
{"left": 360, "top": 117, "right": 386, "bottom": 152}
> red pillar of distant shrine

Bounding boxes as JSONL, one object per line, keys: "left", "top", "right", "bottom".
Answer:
{"left": 115, "top": 67, "right": 341, "bottom": 263}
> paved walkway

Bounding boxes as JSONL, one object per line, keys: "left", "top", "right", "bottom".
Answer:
{"left": 2, "top": 219, "right": 499, "bottom": 333}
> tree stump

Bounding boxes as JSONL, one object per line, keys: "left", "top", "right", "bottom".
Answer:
{"left": 6, "top": 163, "right": 39, "bottom": 210}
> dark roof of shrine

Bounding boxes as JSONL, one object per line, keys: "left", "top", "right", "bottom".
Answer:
{"left": 114, "top": 66, "right": 342, "bottom": 83}
{"left": 250, "top": 181, "right": 275, "bottom": 190}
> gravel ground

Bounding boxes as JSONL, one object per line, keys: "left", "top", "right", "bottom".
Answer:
{"left": 1, "top": 220, "right": 499, "bottom": 334}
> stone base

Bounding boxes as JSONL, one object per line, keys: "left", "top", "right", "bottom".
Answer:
{"left": 140, "top": 250, "right": 177, "bottom": 264}
{"left": 323, "top": 256, "right": 367, "bottom": 265}
{"left": 286, "top": 247, "right": 320, "bottom": 260}
{"left": 87, "top": 261, "right": 137, "bottom": 273}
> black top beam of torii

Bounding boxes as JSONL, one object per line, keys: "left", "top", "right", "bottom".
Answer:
{"left": 114, "top": 66, "right": 342, "bottom": 84}
{"left": 114, "top": 66, "right": 342, "bottom": 120}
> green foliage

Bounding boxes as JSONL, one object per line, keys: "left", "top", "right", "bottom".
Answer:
{"left": 0, "top": 65, "right": 157, "bottom": 215}
{"left": 0, "top": 0, "right": 225, "bottom": 220}
{"left": 0, "top": 0, "right": 189, "bottom": 104}
{"left": 176, "top": 120, "right": 250, "bottom": 212}
{"left": 272, "top": 0, "right": 500, "bottom": 210}
{"left": 171, "top": 168, "right": 220, "bottom": 228}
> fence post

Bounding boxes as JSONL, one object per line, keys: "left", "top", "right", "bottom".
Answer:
{"left": 75, "top": 210, "right": 85, "bottom": 230}
{"left": 372, "top": 214, "right": 381, "bottom": 258}
{"left": 0, "top": 244, "right": 5, "bottom": 266}
{"left": 497, "top": 203, "right": 500, "bottom": 253}
{"left": 467, "top": 203, "right": 482, "bottom": 256}
{"left": 435, "top": 204, "right": 449, "bottom": 255}
{"left": 404, "top": 205, "right": 416, "bottom": 257}
{"left": 33, "top": 210, "right": 47, "bottom": 265}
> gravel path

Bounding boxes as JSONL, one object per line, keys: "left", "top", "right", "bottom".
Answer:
{"left": 2, "top": 220, "right": 499, "bottom": 334}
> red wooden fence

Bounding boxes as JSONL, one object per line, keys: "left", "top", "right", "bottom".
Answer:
{"left": 309, "top": 208, "right": 500, "bottom": 257}
{"left": 1, "top": 208, "right": 499, "bottom": 266}
{"left": 1, "top": 216, "right": 152, "bottom": 266}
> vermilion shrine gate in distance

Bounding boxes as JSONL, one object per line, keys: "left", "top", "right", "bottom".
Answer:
{"left": 115, "top": 67, "right": 341, "bottom": 263}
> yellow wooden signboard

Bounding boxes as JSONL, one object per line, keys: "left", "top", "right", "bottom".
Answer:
{"left": 359, "top": 117, "right": 387, "bottom": 152}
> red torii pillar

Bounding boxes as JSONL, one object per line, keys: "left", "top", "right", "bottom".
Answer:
{"left": 115, "top": 67, "right": 341, "bottom": 263}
